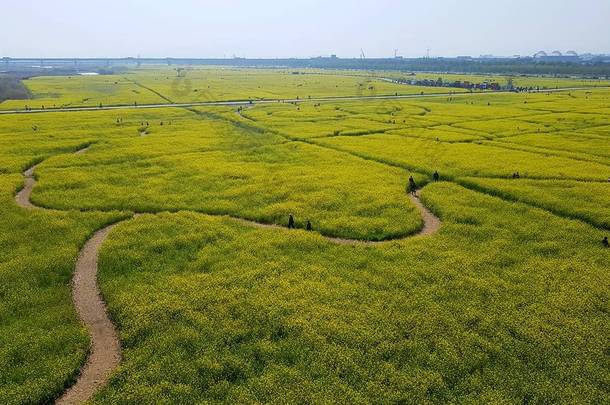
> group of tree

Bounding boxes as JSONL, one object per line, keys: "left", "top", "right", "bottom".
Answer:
{"left": 213, "top": 58, "right": 610, "bottom": 77}
{"left": 0, "top": 76, "right": 30, "bottom": 102}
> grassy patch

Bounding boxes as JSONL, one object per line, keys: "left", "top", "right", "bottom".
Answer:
{"left": 94, "top": 183, "right": 610, "bottom": 403}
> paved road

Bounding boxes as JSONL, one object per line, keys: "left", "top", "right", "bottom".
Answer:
{"left": 0, "top": 86, "right": 603, "bottom": 116}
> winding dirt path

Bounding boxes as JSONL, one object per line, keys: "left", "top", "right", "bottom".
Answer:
{"left": 409, "top": 192, "right": 442, "bottom": 236}
{"left": 14, "top": 147, "right": 441, "bottom": 404}
{"left": 235, "top": 193, "right": 440, "bottom": 245}
{"left": 55, "top": 223, "right": 123, "bottom": 405}
{"left": 15, "top": 147, "right": 127, "bottom": 405}
{"left": 15, "top": 165, "right": 37, "bottom": 209}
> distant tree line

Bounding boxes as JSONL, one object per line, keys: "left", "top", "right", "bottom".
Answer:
{"left": 200, "top": 58, "right": 610, "bottom": 77}
{"left": 395, "top": 77, "right": 504, "bottom": 91}
{"left": 299, "top": 59, "right": 610, "bottom": 77}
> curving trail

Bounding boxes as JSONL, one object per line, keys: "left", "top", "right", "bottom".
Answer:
{"left": 15, "top": 147, "right": 128, "bottom": 405}
{"left": 235, "top": 193, "right": 440, "bottom": 245}
{"left": 55, "top": 222, "right": 123, "bottom": 405}
{"left": 408, "top": 192, "right": 441, "bottom": 236}
{"left": 15, "top": 165, "right": 37, "bottom": 209}
{"left": 14, "top": 147, "right": 441, "bottom": 404}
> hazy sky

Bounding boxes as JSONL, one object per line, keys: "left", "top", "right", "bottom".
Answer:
{"left": 2, "top": 0, "right": 609, "bottom": 58}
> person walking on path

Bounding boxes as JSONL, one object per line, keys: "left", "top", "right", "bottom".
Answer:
{"left": 433, "top": 171, "right": 440, "bottom": 182}
{"left": 288, "top": 215, "right": 295, "bottom": 229}
{"left": 603, "top": 237, "right": 609, "bottom": 248}
{"left": 306, "top": 221, "right": 312, "bottom": 231}
{"left": 408, "top": 176, "right": 417, "bottom": 196}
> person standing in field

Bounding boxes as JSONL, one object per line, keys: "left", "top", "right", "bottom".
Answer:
{"left": 433, "top": 171, "right": 440, "bottom": 182}
{"left": 306, "top": 221, "right": 312, "bottom": 231}
{"left": 288, "top": 215, "right": 295, "bottom": 229}
{"left": 408, "top": 176, "right": 417, "bottom": 195}
{"left": 603, "top": 237, "right": 609, "bottom": 248}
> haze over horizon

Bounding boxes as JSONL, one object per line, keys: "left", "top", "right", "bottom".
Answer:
{"left": 2, "top": 0, "right": 610, "bottom": 59}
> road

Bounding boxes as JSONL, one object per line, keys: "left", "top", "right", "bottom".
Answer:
{"left": 0, "top": 86, "right": 602, "bottom": 116}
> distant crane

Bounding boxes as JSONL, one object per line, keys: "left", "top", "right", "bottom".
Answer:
{"left": 394, "top": 49, "right": 399, "bottom": 58}
{"left": 360, "top": 48, "right": 366, "bottom": 59}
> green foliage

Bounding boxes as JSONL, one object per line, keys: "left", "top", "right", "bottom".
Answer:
{"left": 1, "top": 71, "right": 609, "bottom": 404}
{"left": 0, "top": 75, "right": 166, "bottom": 110}
{"left": 94, "top": 183, "right": 609, "bottom": 404}
{"left": 0, "top": 68, "right": 453, "bottom": 111}
{"left": 495, "top": 132, "right": 610, "bottom": 163}
{"left": 316, "top": 133, "right": 609, "bottom": 181}
{"left": 34, "top": 141, "right": 424, "bottom": 241}
{"left": 458, "top": 177, "right": 610, "bottom": 229}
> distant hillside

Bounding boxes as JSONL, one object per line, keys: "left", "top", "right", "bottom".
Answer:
{"left": 0, "top": 77, "right": 30, "bottom": 102}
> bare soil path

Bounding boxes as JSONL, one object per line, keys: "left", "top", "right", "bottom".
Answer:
{"left": 14, "top": 165, "right": 37, "bottom": 209}
{"left": 235, "top": 192, "right": 440, "bottom": 245}
{"left": 14, "top": 147, "right": 128, "bottom": 405}
{"left": 55, "top": 223, "right": 123, "bottom": 405}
